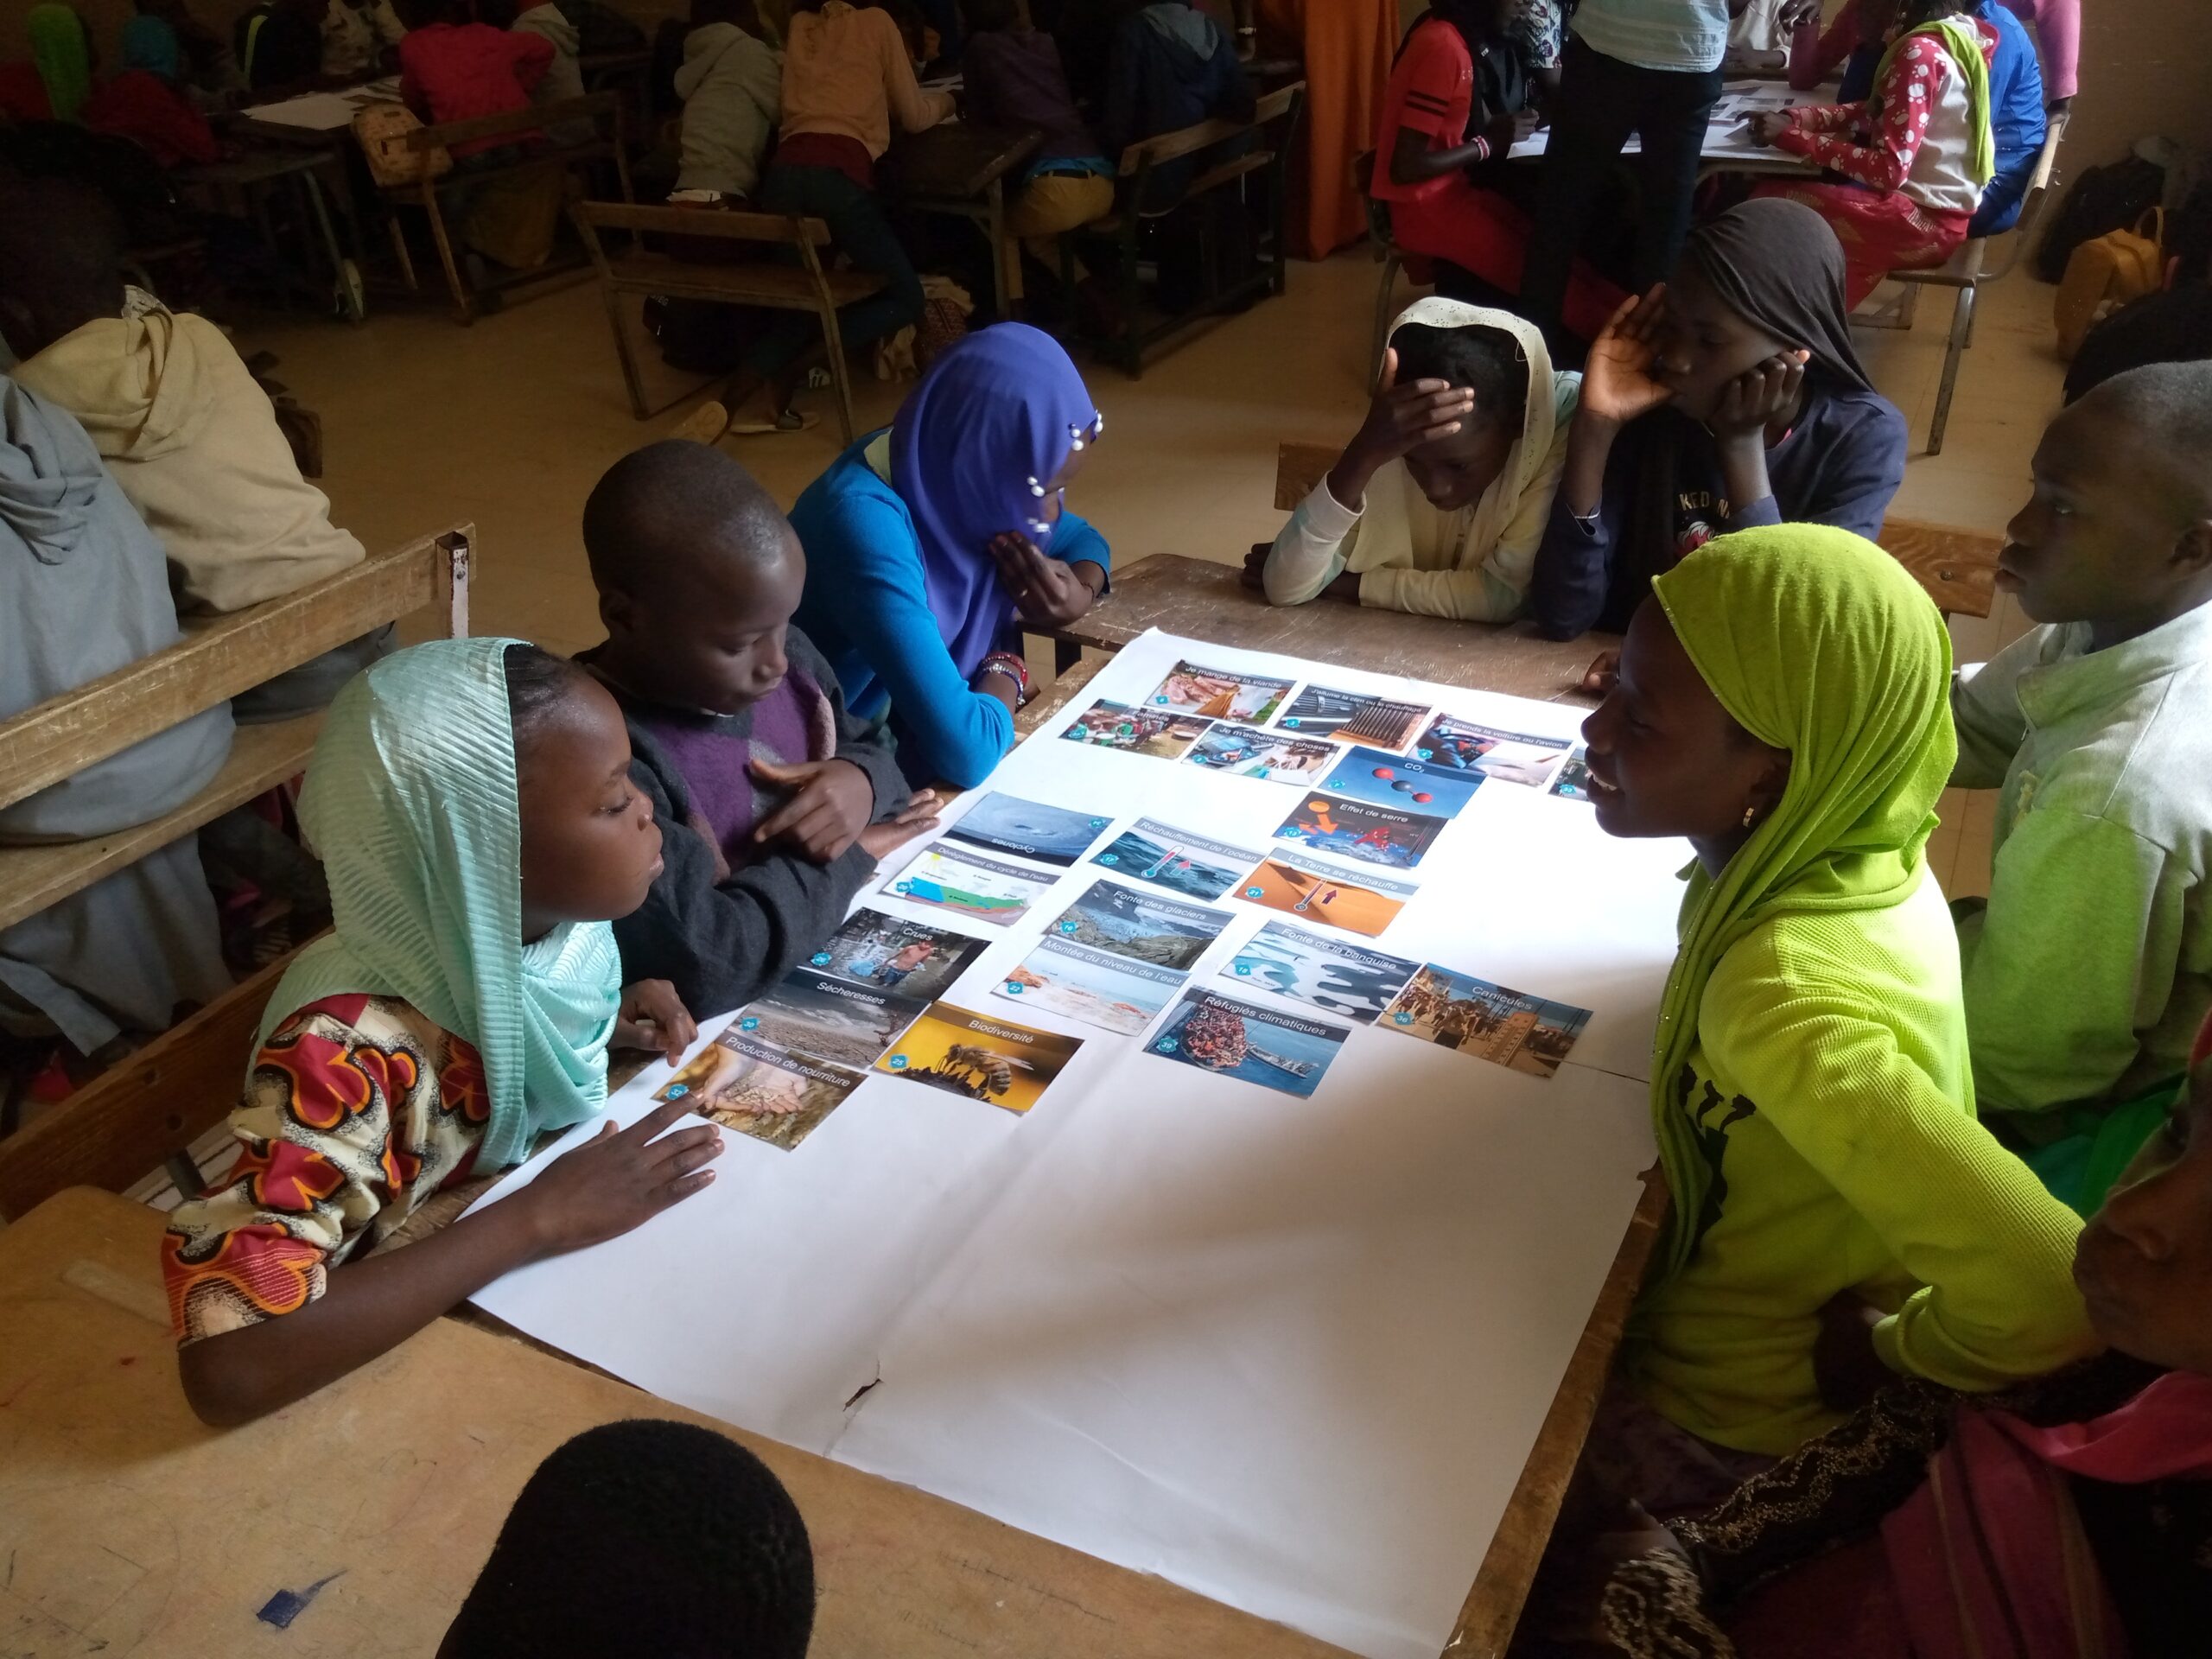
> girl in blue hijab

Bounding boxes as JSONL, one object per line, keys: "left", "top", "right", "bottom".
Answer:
{"left": 163, "top": 639, "right": 723, "bottom": 1427}
{"left": 790, "top": 323, "right": 1113, "bottom": 789}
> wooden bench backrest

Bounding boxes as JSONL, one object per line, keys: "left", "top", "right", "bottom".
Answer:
{"left": 1116, "top": 80, "right": 1304, "bottom": 177}
{"left": 569, "top": 200, "right": 833, "bottom": 248}
{"left": 406, "top": 92, "right": 620, "bottom": 153}
{"left": 1270, "top": 442, "right": 2000, "bottom": 620}
{"left": 0, "top": 526, "right": 472, "bottom": 818}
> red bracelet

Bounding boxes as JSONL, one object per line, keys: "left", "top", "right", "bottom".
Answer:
{"left": 979, "top": 650, "right": 1032, "bottom": 703}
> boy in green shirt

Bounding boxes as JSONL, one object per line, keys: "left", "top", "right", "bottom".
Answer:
{"left": 1951, "top": 360, "right": 2212, "bottom": 1209}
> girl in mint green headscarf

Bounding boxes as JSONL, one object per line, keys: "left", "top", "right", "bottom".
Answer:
{"left": 1568, "top": 524, "right": 2094, "bottom": 1510}
{"left": 163, "top": 639, "right": 724, "bottom": 1427}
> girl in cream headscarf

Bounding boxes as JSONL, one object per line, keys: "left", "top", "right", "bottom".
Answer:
{"left": 1255, "top": 297, "right": 1578, "bottom": 622}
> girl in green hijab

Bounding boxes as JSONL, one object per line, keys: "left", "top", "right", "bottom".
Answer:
{"left": 27, "top": 3, "right": 92, "bottom": 123}
{"left": 164, "top": 639, "right": 724, "bottom": 1427}
{"left": 1574, "top": 524, "right": 2094, "bottom": 1507}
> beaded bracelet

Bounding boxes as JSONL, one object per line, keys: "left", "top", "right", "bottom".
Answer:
{"left": 978, "top": 650, "right": 1033, "bottom": 704}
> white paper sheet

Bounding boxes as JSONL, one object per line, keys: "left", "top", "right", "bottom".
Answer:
{"left": 469, "top": 630, "right": 1683, "bottom": 1656}
{"left": 242, "top": 78, "right": 400, "bottom": 130}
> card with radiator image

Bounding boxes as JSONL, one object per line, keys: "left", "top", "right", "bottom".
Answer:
{"left": 1274, "top": 684, "right": 1430, "bottom": 748}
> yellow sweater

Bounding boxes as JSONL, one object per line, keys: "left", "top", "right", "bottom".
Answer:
{"left": 1631, "top": 873, "right": 2098, "bottom": 1457}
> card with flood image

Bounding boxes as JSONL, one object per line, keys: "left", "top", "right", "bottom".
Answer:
{"left": 805, "top": 907, "right": 986, "bottom": 1005}
{"left": 1145, "top": 660, "right": 1294, "bottom": 724}
{"left": 1320, "top": 744, "right": 1485, "bottom": 820}
{"left": 729, "top": 971, "right": 924, "bottom": 1070}
{"left": 1147, "top": 988, "right": 1350, "bottom": 1099}
{"left": 1048, "top": 878, "right": 1229, "bottom": 971}
{"left": 874, "top": 1001, "right": 1084, "bottom": 1115}
{"left": 1236, "top": 849, "right": 1416, "bottom": 939}
{"left": 1380, "top": 965, "right": 1593, "bottom": 1077}
{"left": 1219, "top": 920, "right": 1418, "bottom": 1021}
{"left": 1273, "top": 791, "right": 1445, "bottom": 870}
{"left": 941, "top": 791, "right": 1116, "bottom": 868}
{"left": 1183, "top": 721, "right": 1339, "bottom": 784}
{"left": 1414, "top": 715, "right": 1574, "bottom": 789}
{"left": 1058, "top": 699, "right": 1213, "bottom": 760}
{"left": 1274, "top": 684, "right": 1430, "bottom": 749}
{"left": 994, "top": 939, "right": 1183, "bottom": 1035}
{"left": 1090, "top": 817, "right": 1262, "bottom": 902}
{"left": 884, "top": 845, "right": 1056, "bottom": 926}
{"left": 654, "top": 1028, "right": 864, "bottom": 1152}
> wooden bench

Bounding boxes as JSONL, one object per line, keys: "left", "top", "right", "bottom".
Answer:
{"left": 569, "top": 200, "right": 887, "bottom": 442}
{"left": 385, "top": 94, "right": 634, "bottom": 325}
{"left": 1270, "top": 441, "right": 2002, "bottom": 620}
{"left": 1073, "top": 81, "right": 1306, "bottom": 376}
{"left": 0, "top": 526, "right": 473, "bottom": 1222}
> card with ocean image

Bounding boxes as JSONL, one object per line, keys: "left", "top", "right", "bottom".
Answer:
{"left": 1219, "top": 921, "right": 1418, "bottom": 1021}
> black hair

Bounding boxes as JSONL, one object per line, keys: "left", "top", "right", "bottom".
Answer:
{"left": 965, "top": 0, "right": 1020, "bottom": 32}
{"left": 2063, "top": 288, "right": 2212, "bottom": 404}
{"left": 501, "top": 642, "right": 585, "bottom": 751}
{"left": 2082, "top": 359, "right": 2212, "bottom": 484}
{"left": 438, "top": 1420, "right": 816, "bottom": 1659}
{"left": 1388, "top": 321, "right": 1529, "bottom": 429}
{"left": 1898, "top": 0, "right": 1970, "bottom": 23}
{"left": 0, "top": 175, "right": 126, "bottom": 341}
{"left": 582, "top": 439, "right": 795, "bottom": 598}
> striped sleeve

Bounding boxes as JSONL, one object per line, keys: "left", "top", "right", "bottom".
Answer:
{"left": 1388, "top": 25, "right": 1471, "bottom": 143}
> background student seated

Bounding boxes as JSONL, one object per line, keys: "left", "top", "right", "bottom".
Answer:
{"left": 1100, "top": 0, "right": 1254, "bottom": 212}
{"left": 577, "top": 440, "right": 938, "bottom": 1019}
{"left": 671, "top": 0, "right": 782, "bottom": 206}
{"left": 1257, "top": 297, "right": 1578, "bottom": 622}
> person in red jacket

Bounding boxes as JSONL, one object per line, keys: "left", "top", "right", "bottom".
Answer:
{"left": 82, "top": 15, "right": 220, "bottom": 170}
{"left": 396, "top": 0, "right": 553, "bottom": 159}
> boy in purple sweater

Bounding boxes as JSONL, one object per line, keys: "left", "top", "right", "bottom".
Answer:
{"left": 580, "top": 440, "right": 939, "bottom": 1017}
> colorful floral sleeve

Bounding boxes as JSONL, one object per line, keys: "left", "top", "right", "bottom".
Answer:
{"left": 162, "top": 995, "right": 488, "bottom": 1347}
{"left": 1772, "top": 34, "right": 1955, "bottom": 193}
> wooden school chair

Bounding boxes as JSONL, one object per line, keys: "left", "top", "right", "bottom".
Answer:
{"left": 1268, "top": 442, "right": 2003, "bottom": 620}
{"left": 569, "top": 200, "right": 884, "bottom": 442}
{"left": 0, "top": 527, "right": 474, "bottom": 1224}
{"left": 1867, "top": 112, "right": 2070, "bottom": 456}
{"left": 1352, "top": 149, "right": 1432, "bottom": 371}
{"left": 1067, "top": 81, "right": 1306, "bottom": 377}
{"left": 381, "top": 93, "right": 634, "bottom": 326}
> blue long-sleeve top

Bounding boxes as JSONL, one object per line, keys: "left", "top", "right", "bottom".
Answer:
{"left": 789, "top": 433, "right": 1112, "bottom": 791}
{"left": 1529, "top": 375, "right": 1906, "bottom": 640}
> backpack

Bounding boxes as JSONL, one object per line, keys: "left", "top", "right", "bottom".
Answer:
{"left": 2063, "top": 283, "right": 2212, "bottom": 401}
{"left": 2036, "top": 154, "right": 2165, "bottom": 283}
{"left": 353, "top": 100, "right": 452, "bottom": 188}
{"left": 2055, "top": 209, "right": 2165, "bottom": 360}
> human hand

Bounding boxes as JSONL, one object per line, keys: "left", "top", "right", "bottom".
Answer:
{"left": 856, "top": 789, "right": 942, "bottom": 862}
{"left": 1580, "top": 648, "right": 1621, "bottom": 696}
{"left": 1777, "top": 0, "right": 1821, "bottom": 28}
{"left": 748, "top": 757, "right": 874, "bottom": 861}
{"left": 613, "top": 978, "right": 697, "bottom": 1065}
{"left": 1580, "top": 288, "right": 1674, "bottom": 426}
{"left": 1745, "top": 110, "right": 1792, "bottom": 148}
{"left": 685, "top": 806, "right": 731, "bottom": 885}
{"left": 1710, "top": 350, "right": 1808, "bottom": 438}
{"left": 990, "top": 532, "right": 1096, "bottom": 628}
{"left": 1323, "top": 569, "right": 1363, "bottom": 604}
{"left": 515, "top": 1098, "right": 722, "bottom": 1255}
{"left": 1481, "top": 105, "right": 1520, "bottom": 155}
{"left": 1813, "top": 1292, "right": 1891, "bottom": 1413}
{"left": 1350, "top": 347, "right": 1477, "bottom": 468}
{"left": 1242, "top": 543, "right": 1270, "bottom": 590}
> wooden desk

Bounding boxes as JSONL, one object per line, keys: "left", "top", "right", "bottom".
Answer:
{"left": 1042, "top": 552, "right": 1612, "bottom": 705}
{"left": 0, "top": 1187, "right": 1348, "bottom": 1658}
{"left": 880, "top": 123, "right": 1042, "bottom": 321}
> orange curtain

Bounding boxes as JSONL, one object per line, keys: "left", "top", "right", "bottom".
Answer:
{"left": 1256, "top": 0, "right": 1395, "bottom": 259}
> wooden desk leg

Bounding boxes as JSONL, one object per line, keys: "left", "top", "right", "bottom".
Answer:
{"left": 986, "top": 178, "right": 1013, "bottom": 321}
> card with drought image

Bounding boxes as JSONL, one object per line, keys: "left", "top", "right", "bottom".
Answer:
{"left": 1380, "top": 966, "right": 1593, "bottom": 1077}
{"left": 1090, "top": 817, "right": 1261, "bottom": 902}
{"left": 805, "top": 908, "right": 986, "bottom": 1005}
{"left": 655, "top": 1029, "right": 863, "bottom": 1151}
{"left": 1145, "top": 659, "right": 1294, "bottom": 724}
{"left": 1147, "top": 988, "right": 1350, "bottom": 1099}
{"left": 729, "top": 971, "right": 925, "bottom": 1070}
{"left": 1219, "top": 920, "right": 1419, "bottom": 1021}
{"left": 1548, "top": 747, "right": 1596, "bottom": 802}
{"left": 1320, "top": 744, "right": 1485, "bottom": 820}
{"left": 1274, "top": 792, "right": 1445, "bottom": 870}
{"left": 1059, "top": 699, "right": 1214, "bottom": 760}
{"left": 874, "top": 1002, "right": 1084, "bottom": 1115}
{"left": 994, "top": 939, "right": 1183, "bottom": 1035}
{"left": 1048, "top": 878, "right": 1229, "bottom": 970}
{"left": 941, "top": 791, "right": 1116, "bottom": 868}
{"left": 1414, "top": 715, "right": 1574, "bottom": 788}
{"left": 1184, "top": 721, "right": 1339, "bottom": 783}
{"left": 1274, "top": 684, "right": 1430, "bottom": 748}
{"left": 884, "top": 845, "right": 1055, "bottom": 926}
{"left": 1237, "top": 849, "right": 1416, "bottom": 939}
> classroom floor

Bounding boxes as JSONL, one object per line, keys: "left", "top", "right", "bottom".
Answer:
{"left": 237, "top": 245, "right": 2057, "bottom": 901}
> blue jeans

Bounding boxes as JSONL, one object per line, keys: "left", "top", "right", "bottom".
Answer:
{"left": 741, "top": 162, "right": 926, "bottom": 378}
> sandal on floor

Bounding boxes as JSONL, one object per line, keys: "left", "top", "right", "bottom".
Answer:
{"left": 726, "top": 409, "right": 821, "bottom": 435}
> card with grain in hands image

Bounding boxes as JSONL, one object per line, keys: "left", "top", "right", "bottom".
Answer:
{"left": 994, "top": 939, "right": 1184, "bottom": 1036}
{"left": 1380, "top": 966, "right": 1592, "bottom": 1077}
{"left": 1183, "top": 721, "right": 1340, "bottom": 783}
{"left": 1273, "top": 792, "right": 1445, "bottom": 871}
{"left": 874, "top": 1001, "right": 1084, "bottom": 1115}
{"left": 1147, "top": 988, "right": 1351, "bottom": 1100}
{"left": 1274, "top": 684, "right": 1431, "bottom": 748}
{"left": 1049, "top": 878, "right": 1229, "bottom": 970}
{"left": 1090, "top": 817, "right": 1262, "bottom": 902}
{"left": 805, "top": 907, "right": 987, "bottom": 1005}
{"left": 729, "top": 971, "right": 925, "bottom": 1070}
{"left": 1059, "top": 699, "right": 1214, "bottom": 760}
{"left": 654, "top": 1029, "right": 864, "bottom": 1151}
{"left": 1145, "top": 660, "right": 1294, "bottom": 724}
{"left": 941, "top": 791, "right": 1116, "bottom": 868}
{"left": 1414, "top": 715, "right": 1573, "bottom": 789}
